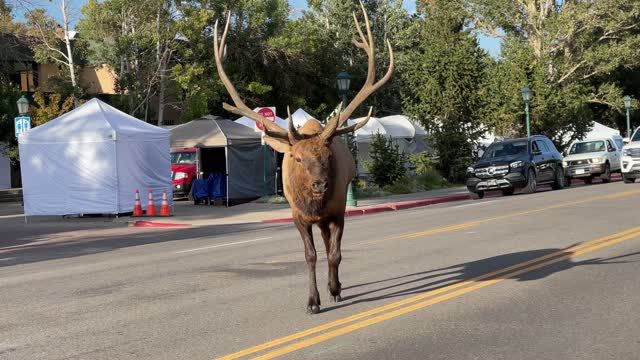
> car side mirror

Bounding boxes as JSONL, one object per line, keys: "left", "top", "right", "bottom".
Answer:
{"left": 623, "top": 137, "right": 630, "bottom": 144}
{"left": 562, "top": 149, "right": 568, "bottom": 156}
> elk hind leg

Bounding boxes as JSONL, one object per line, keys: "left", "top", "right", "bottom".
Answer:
{"left": 327, "top": 217, "right": 344, "bottom": 302}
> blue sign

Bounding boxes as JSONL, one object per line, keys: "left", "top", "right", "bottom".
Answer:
{"left": 15, "top": 116, "right": 31, "bottom": 137}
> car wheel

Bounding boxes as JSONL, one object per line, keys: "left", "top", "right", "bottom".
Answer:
{"left": 523, "top": 168, "right": 537, "bottom": 194}
{"left": 584, "top": 177, "right": 593, "bottom": 185}
{"left": 551, "top": 167, "right": 565, "bottom": 190}
{"left": 502, "top": 188, "right": 515, "bottom": 196}
{"left": 601, "top": 163, "right": 611, "bottom": 183}
{"left": 623, "top": 174, "right": 636, "bottom": 184}
{"left": 470, "top": 191, "right": 484, "bottom": 200}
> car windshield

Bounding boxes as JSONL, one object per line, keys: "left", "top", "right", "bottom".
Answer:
{"left": 171, "top": 151, "right": 196, "bottom": 164}
{"left": 632, "top": 129, "right": 640, "bottom": 142}
{"left": 482, "top": 140, "right": 528, "bottom": 159}
{"left": 568, "top": 141, "right": 605, "bottom": 155}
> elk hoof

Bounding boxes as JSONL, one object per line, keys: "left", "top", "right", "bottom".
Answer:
{"left": 307, "top": 304, "right": 321, "bottom": 314}
{"left": 330, "top": 295, "right": 342, "bottom": 303}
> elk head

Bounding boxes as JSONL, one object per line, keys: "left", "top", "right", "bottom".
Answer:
{"left": 212, "top": 0, "right": 394, "bottom": 199}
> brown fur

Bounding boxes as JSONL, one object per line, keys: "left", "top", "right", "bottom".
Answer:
{"left": 212, "top": 1, "right": 393, "bottom": 314}
{"left": 279, "top": 120, "right": 355, "bottom": 223}
{"left": 264, "top": 119, "right": 355, "bottom": 313}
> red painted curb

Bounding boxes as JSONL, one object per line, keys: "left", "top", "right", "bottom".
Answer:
{"left": 261, "top": 193, "right": 471, "bottom": 223}
{"left": 389, "top": 194, "right": 471, "bottom": 210}
{"left": 361, "top": 206, "right": 394, "bottom": 215}
{"left": 134, "top": 220, "right": 192, "bottom": 228}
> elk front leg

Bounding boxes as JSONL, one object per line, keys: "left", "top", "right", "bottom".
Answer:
{"left": 294, "top": 217, "right": 320, "bottom": 314}
{"left": 327, "top": 217, "right": 344, "bottom": 302}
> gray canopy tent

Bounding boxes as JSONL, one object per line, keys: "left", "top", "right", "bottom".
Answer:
{"left": 170, "top": 115, "right": 276, "bottom": 205}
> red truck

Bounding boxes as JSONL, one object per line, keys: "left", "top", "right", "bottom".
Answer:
{"left": 171, "top": 148, "right": 197, "bottom": 198}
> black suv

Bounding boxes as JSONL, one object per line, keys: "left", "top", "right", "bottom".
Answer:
{"left": 466, "top": 135, "right": 565, "bottom": 199}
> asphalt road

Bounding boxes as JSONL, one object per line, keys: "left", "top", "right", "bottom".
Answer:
{"left": 2, "top": 181, "right": 640, "bottom": 360}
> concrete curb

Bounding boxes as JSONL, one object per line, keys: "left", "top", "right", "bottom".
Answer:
{"left": 262, "top": 193, "right": 471, "bottom": 223}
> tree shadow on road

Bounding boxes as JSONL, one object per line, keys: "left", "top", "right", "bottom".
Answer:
{"left": 0, "top": 221, "right": 289, "bottom": 267}
{"left": 327, "top": 244, "right": 639, "bottom": 312}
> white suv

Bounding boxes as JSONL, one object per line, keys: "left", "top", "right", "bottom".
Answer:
{"left": 621, "top": 128, "right": 640, "bottom": 183}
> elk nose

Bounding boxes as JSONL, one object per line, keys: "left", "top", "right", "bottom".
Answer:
{"left": 312, "top": 180, "right": 328, "bottom": 193}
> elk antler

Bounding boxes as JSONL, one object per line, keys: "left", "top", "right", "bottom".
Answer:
{"left": 287, "top": 106, "right": 303, "bottom": 144}
{"left": 333, "top": 107, "right": 373, "bottom": 137}
{"left": 213, "top": 12, "right": 289, "bottom": 139}
{"left": 326, "top": 0, "right": 395, "bottom": 133}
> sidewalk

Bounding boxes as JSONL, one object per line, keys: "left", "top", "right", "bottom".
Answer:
{"left": 0, "top": 186, "right": 471, "bottom": 228}
{"left": 133, "top": 186, "right": 471, "bottom": 227}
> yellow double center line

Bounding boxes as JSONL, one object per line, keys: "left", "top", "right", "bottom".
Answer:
{"left": 216, "top": 225, "right": 640, "bottom": 359}
{"left": 359, "top": 188, "right": 640, "bottom": 245}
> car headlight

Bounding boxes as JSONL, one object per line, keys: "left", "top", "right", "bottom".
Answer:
{"left": 562, "top": 161, "right": 568, "bottom": 167}
{"left": 174, "top": 172, "right": 187, "bottom": 180}
{"left": 590, "top": 158, "right": 604, "bottom": 164}
{"left": 466, "top": 166, "right": 475, "bottom": 173}
{"left": 510, "top": 161, "right": 524, "bottom": 169}
{"left": 623, "top": 149, "right": 630, "bottom": 156}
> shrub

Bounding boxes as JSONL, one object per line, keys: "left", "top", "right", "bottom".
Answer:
{"left": 365, "top": 132, "right": 406, "bottom": 188}
{"left": 383, "top": 176, "right": 417, "bottom": 194}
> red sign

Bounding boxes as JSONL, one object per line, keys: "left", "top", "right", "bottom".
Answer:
{"left": 256, "top": 107, "right": 276, "bottom": 131}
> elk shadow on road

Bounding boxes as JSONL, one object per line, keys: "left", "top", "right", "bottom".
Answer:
{"left": 329, "top": 244, "right": 640, "bottom": 312}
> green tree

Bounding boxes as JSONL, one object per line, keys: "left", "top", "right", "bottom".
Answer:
{"left": 0, "top": 76, "right": 21, "bottom": 162}
{"left": 467, "top": 0, "right": 640, "bottom": 146}
{"left": 398, "top": 0, "right": 487, "bottom": 181}
{"left": 25, "top": 2, "right": 89, "bottom": 103}
{"left": 78, "top": 0, "right": 179, "bottom": 122}
{"left": 365, "top": 132, "right": 406, "bottom": 187}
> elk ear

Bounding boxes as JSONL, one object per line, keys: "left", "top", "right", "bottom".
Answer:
{"left": 263, "top": 135, "right": 291, "bottom": 153}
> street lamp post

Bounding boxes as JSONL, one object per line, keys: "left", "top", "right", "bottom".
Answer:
{"left": 623, "top": 95, "right": 632, "bottom": 139}
{"left": 16, "top": 95, "right": 29, "bottom": 116}
{"left": 336, "top": 70, "right": 357, "bottom": 207}
{"left": 521, "top": 85, "right": 532, "bottom": 138}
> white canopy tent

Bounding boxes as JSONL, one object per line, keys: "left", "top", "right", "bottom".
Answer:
{"left": 584, "top": 121, "right": 620, "bottom": 139}
{"left": 350, "top": 115, "right": 430, "bottom": 176}
{"left": 18, "top": 98, "right": 171, "bottom": 216}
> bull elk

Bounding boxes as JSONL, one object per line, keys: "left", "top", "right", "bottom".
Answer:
{"left": 213, "top": 1, "right": 393, "bottom": 314}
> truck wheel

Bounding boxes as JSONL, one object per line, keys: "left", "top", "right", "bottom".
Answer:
{"left": 470, "top": 191, "right": 484, "bottom": 200}
{"left": 584, "top": 177, "right": 593, "bottom": 185}
{"left": 523, "top": 168, "right": 537, "bottom": 194}
{"left": 623, "top": 174, "right": 636, "bottom": 184}
{"left": 601, "top": 163, "right": 611, "bottom": 183}
{"left": 565, "top": 177, "right": 572, "bottom": 187}
{"left": 502, "top": 188, "right": 515, "bottom": 196}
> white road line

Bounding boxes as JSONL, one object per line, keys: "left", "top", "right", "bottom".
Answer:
{"left": 175, "top": 237, "right": 273, "bottom": 254}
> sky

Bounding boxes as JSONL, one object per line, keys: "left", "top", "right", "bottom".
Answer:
{"left": 21, "top": 0, "right": 502, "bottom": 57}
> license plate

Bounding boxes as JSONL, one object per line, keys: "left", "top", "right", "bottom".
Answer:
{"left": 575, "top": 169, "right": 585, "bottom": 175}
{"left": 487, "top": 180, "right": 497, "bottom": 186}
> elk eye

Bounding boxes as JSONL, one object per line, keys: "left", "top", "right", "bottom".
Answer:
{"left": 295, "top": 156, "right": 302, "bottom": 163}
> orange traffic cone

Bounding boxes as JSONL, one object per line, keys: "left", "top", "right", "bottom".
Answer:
{"left": 159, "top": 190, "right": 171, "bottom": 217}
{"left": 133, "top": 190, "right": 143, "bottom": 217}
{"left": 146, "top": 190, "right": 157, "bottom": 216}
